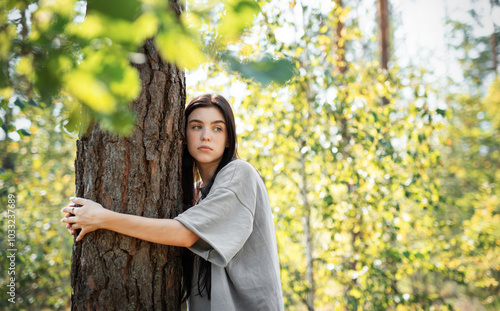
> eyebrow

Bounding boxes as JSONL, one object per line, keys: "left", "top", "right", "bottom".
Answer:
{"left": 188, "top": 119, "right": 226, "bottom": 125}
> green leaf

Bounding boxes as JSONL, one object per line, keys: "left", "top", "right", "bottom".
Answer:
{"left": 63, "top": 103, "right": 93, "bottom": 137}
{"left": 0, "top": 63, "right": 9, "bottom": 89}
{"left": 17, "top": 128, "right": 31, "bottom": 137}
{"left": 223, "top": 53, "right": 296, "bottom": 86}
{"left": 87, "top": 0, "right": 141, "bottom": 22}
{"left": 155, "top": 19, "right": 207, "bottom": 70}
{"left": 34, "top": 54, "right": 64, "bottom": 101}
{"left": 0, "top": 98, "right": 8, "bottom": 110}
{"left": 217, "top": 0, "right": 260, "bottom": 43}
{"left": 28, "top": 98, "right": 39, "bottom": 107}
{"left": 14, "top": 98, "right": 25, "bottom": 109}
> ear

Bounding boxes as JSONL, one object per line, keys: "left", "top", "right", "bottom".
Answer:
{"left": 226, "top": 140, "right": 230, "bottom": 148}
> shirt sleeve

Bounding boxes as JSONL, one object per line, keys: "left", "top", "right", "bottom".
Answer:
{"left": 174, "top": 160, "right": 258, "bottom": 267}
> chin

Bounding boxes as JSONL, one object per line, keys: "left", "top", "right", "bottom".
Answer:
{"left": 194, "top": 156, "right": 223, "bottom": 166}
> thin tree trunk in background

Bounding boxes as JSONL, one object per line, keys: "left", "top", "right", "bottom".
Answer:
{"left": 299, "top": 141, "right": 315, "bottom": 311}
{"left": 334, "top": 0, "right": 347, "bottom": 74}
{"left": 490, "top": 0, "right": 498, "bottom": 74}
{"left": 1, "top": 108, "right": 15, "bottom": 172}
{"left": 298, "top": 5, "right": 316, "bottom": 309}
{"left": 331, "top": 2, "right": 363, "bottom": 308}
{"left": 377, "top": 0, "right": 389, "bottom": 105}
{"left": 491, "top": 31, "right": 498, "bottom": 74}
{"left": 377, "top": 0, "right": 389, "bottom": 70}
{"left": 71, "top": 6, "right": 186, "bottom": 309}
{"left": 339, "top": 114, "right": 361, "bottom": 310}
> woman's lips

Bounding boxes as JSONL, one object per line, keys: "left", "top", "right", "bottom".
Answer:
{"left": 198, "top": 146, "right": 212, "bottom": 151}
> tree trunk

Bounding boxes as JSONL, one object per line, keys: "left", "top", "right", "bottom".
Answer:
{"left": 71, "top": 33, "right": 186, "bottom": 310}
{"left": 377, "top": 0, "right": 389, "bottom": 105}
{"left": 299, "top": 141, "right": 315, "bottom": 311}
{"left": 298, "top": 57, "right": 315, "bottom": 309}
{"left": 490, "top": 0, "right": 498, "bottom": 75}
{"left": 491, "top": 30, "right": 498, "bottom": 74}
{"left": 377, "top": 0, "right": 389, "bottom": 70}
{"left": 334, "top": 0, "right": 347, "bottom": 74}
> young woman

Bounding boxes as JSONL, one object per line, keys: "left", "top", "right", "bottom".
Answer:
{"left": 61, "top": 94, "right": 284, "bottom": 310}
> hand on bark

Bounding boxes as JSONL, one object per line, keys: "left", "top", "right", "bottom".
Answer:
{"left": 61, "top": 197, "right": 108, "bottom": 241}
{"left": 63, "top": 212, "right": 76, "bottom": 235}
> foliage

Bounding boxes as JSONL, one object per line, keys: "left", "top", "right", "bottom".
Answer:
{"left": 191, "top": 2, "right": 444, "bottom": 310}
{"left": 447, "top": 19, "right": 499, "bottom": 90}
{"left": 0, "top": 101, "right": 76, "bottom": 309}
{"left": 189, "top": 0, "right": 499, "bottom": 310}
{"left": 435, "top": 77, "right": 500, "bottom": 310}
{"left": 0, "top": 0, "right": 293, "bottom": 137}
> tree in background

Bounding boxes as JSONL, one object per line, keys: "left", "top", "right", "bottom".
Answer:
{"left": 447, "top": 0, "right": 499, "bottom": 90}
{"left": 377, "top": 0, "right": 389, "bottom": 71}
{"left": 436, "top": 77, "right": 500, "bottom": 310}
{"left": 433, "top": 1, "right": 500, "bottom": 307}
{"left": 0, "top": 102, "right": 75, "bottom": 309}
{"left": 377, "top": 0, "right": 389, "bottom": 106}
{"left": 490, "top": 0, "right": 499, "bottom": 74}
{"left": 190, "top": 0, "right": 448, "bottom": 309}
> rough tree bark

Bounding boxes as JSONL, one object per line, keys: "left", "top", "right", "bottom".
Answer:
{"left": 71, "top": 6, "right": 186, "bottom": 310}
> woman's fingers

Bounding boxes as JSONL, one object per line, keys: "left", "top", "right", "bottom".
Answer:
{"left": 61, "top": 207, "right": 72, "bottom": 214}
{"left": 61, "top": 197, "right": 104, "bottom": 241}
{"left": 61, "top": 197, "right": 89, "bottom": 238}
{"left": 60, "top": 197, "right": 86, "bottom": 214}
{"left": 61, "top": 215, "right": 77, "bottom": 224}
{"left": 76, "top": 228, "right": 88, "bottom": 241}
{"left": 61, "top": 206, "right": 80, "bottom": 215}
{"left": 70, "top": 197, "right": 90, "bottom": 205}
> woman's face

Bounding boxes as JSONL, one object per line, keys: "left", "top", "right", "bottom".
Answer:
{"left": 186, "top": 106, "right": 229, "bottom": 169}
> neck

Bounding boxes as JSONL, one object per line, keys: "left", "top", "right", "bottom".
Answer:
{"left": 197, "top": 162, "right": 220, "bottom": 185}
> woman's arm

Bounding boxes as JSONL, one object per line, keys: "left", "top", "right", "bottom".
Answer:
{"left": 61, "top": 197, "right": 199, "bottom": 247}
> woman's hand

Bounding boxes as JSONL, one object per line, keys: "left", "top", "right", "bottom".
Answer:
{"left": 64, "top": 212, "right": 76, "bottom": 235}
{"left": 61, "top": 197, "right": 109, "bottom": 241}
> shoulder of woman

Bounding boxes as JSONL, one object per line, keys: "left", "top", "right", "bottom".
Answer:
{"left": 214, "top": 159, "right": 261, "bottom": 187}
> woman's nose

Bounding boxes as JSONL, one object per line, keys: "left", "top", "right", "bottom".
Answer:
{"left": 201, "top": 129, "right": 211, "bottom": 141}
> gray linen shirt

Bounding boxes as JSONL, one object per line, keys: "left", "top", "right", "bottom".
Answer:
{"left": 175, "top": 159, "right": 284, "bottom": 311}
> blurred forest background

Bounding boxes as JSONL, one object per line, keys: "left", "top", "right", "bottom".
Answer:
{"left": 0, "top": 0, "right": 499, "bottom": 310}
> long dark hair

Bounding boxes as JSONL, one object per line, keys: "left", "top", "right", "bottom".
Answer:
{"left": 181, "top": 94, "right": 238, "bottom": 302}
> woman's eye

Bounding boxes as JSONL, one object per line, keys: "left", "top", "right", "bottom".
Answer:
{"left": 214, "top": 127, "right": 223, "bottom": 132}
{"left": 192, "top": 125, "right": 202, "bottom": 130}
